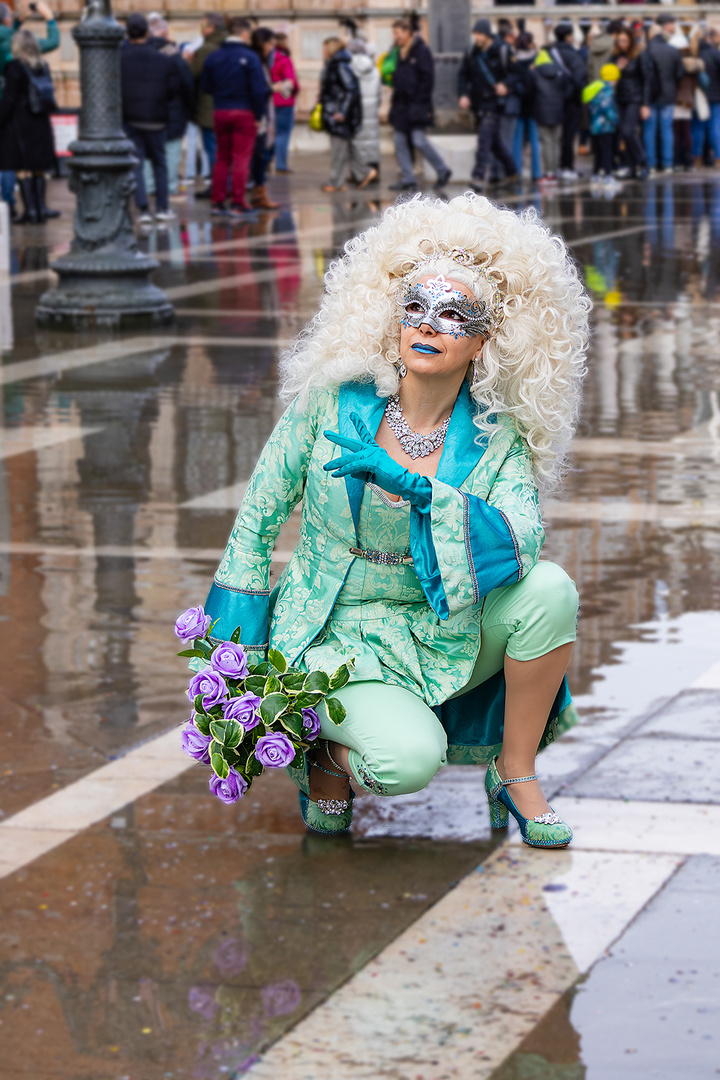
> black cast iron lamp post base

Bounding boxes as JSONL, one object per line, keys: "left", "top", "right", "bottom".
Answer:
{"left": 35, "top": 0, "right": 174, "bottom": 329}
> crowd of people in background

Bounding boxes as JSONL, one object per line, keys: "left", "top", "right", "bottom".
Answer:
{"left": 1, "top": 5, "right": 720, "bottom": 227}
{"left": 455, "top": 12, "right": 720, "bottom": 191}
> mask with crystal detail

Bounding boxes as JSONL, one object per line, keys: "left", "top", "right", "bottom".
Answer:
{"left": 396, "top": 274, "right": 492, "bottom": 339}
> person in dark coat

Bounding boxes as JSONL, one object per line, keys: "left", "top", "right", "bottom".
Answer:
{"left": 120, "top": 12, "right": 182, "bottom": 223}
{"left": 640, "top": 15, "right": 685, "bottom": 173}
{"left": 530, "top": 48, "right": 567, "bottom": 181}
{"left": 319, "top": 37, "right": 373, "bottom": 192}
{"left": 0, "top": 27, "right": 57, "bottom": 223}
{"left": 613, "top": 26, "right": 647, "bottom": 178}
{"left": 147, "top": 14, "right": 194, "bottom": 198}
{"left": 457, "top": 18, "right": 519, "bottom": 190}
{"left": 695, "top": 29, "right": 720, "bottom": 166}
{"left": 551, "top": 23, "right": 588, "bottom": 179}
{"left": 388, "top": 17, "right": 450, "bottom": 191}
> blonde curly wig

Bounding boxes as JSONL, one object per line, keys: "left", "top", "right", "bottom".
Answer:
{"left": 279, "top": 192, "right": 590, "bottom": 493}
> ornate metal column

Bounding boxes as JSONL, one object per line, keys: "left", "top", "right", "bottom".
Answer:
{"left": 36, "top": 0, "right": 174, "bottom": 329}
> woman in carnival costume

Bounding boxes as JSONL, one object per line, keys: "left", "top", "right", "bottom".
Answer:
{"left": 205, "top": 193, "right": 589, "bottom": 847}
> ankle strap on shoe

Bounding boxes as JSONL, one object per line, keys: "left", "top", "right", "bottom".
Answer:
{"left": 489, "top": 769, "right": 538, "bottom": 800}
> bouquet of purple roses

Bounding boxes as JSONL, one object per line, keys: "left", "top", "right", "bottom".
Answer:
{"left": 175, "top": 605, "right": 353, "bottom": 804}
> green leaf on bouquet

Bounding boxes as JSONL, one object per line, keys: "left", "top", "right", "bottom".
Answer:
{"left": 210, "top": 718, "right": 243, "bottom": 749}
{"left": 193, "top": 694, "right": 210, "bottom": 716}
{"left": 259, "top": 692, "right": 289, "bottom": 724}
{"left": 264, "top": 674, "right": 283, "bottom": 696}
{"left": 291, "top": 747, "right": 305, "bottom": 768}
{"left": 230, "top": 624, "right": 243, "bottom": 644}
{"left": 210, "top": 743, "right": 230, "bottom": 778}
{"left": 193, "top": 638, "right": 213, "bottom": 657}
{"left": 281, "top": 672, "right": 307, "bottom": 693}
{"left": 281, "top": 711, "right": 304, "bottom": 737}
{"left": 193, "top": 712, "right": 211, "bottom": 736}
{"left": 244, "top": 675, "right": 266, "bottom": 695}
{"left": 268, "top": 648, "right": 288, "bottom": 674}
{"left": 329, "top": 663, "right": 352, "bottom": 691}
{"left": 325, "top": 696, "right": 346, "bottom": 726}
{"left": 304, "top": 670, "right": 330, "bottom": 695}
{"left": 177, "top": 648, "right": 210, "bottom": 659}
{"left": 245, "top": 754, "right": 263, "bottom": 777}
{"left": 296, "top": 691, "right": 323, "bottom": 708}
{"left": 254, "top": 662, "right": 271, "bottom": 675}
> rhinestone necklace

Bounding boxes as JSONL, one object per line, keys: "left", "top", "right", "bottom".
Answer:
{"left": 384, "top": 394, "right": 451, "bottom": 460}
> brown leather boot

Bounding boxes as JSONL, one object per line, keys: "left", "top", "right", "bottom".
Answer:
{"left": 251, "top": 185, "right": 280, "bottom": 209}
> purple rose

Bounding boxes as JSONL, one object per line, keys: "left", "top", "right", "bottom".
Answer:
{"left": 261, "top": 980, "right": 301, "bottom": 1018}
{"left": 175, "top": 605, "right": 211, "bottom": 643}
{"left": 188, "top": 985, "right": 219, "bottom": 1021}
{"left": 213, "top": 936, "right": 249, "bottom": 978}
{"left": 301, "top": 707, "right": 321, "bottom": 741}
{"left": 254, "top": 732, "right": 296, "bottom": 769}
{"left": 181, "top": 719, "right": 212, "bottom": 764}
{"left": 209, "top": 767, "right": 248, "bottom": 804}
{"left": 189, "top": 668, "right": 228, "bottom": 709}
{"left": 223, "top": 692, "right": 261, "bottom": 730}
{"left": 211, "top": 641, "right": 249, "bottom": 680}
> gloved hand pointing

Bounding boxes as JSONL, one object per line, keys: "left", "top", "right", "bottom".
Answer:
{"left": 324, "top": 412, "right": 433, "bottom": 509}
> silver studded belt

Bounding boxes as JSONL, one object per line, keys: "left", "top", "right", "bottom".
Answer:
{"left": 349, "top": 547, "right": 413, "bottom": 566}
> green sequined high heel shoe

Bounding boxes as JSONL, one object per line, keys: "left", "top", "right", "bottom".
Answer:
{"left": 485, "top": 757, "right": 572, "bottom": 849}
{"left": 287, "top": 742, "right": 354, "bottom": 836}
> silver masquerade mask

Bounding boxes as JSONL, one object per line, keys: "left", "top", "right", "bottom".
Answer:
{"left": 396, "top": 274, "right": 491, "bottom": 339}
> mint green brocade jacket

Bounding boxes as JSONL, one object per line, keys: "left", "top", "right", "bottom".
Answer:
{"left": 205, "top": 381, "right": 573, "bottom": 763}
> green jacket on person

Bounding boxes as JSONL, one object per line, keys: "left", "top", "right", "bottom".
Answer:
{"left": 0, "top": 17, "right": 59, "bottom": 90}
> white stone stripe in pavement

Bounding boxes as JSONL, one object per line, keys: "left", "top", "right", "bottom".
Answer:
{"left": 544, "top": 499, "right": 720, "bottom": 525}
{"left": 0, "top": 335, "right": 292, "bottom": 386}
{"left": 245, "top": 846, "right": 680, "bottom": 1080}
{"left": 0, "top": 542, "right": 295, "bottom": 562}
{"left": 0, "top": 425, "right": 103, "bottom": 460}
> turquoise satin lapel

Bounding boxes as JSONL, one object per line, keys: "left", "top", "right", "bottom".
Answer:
{"left": 436, "top": 380, "right": 489, "bottom": 485}
{"left": 338, "top": 382, "right": 387, "bottom": 537}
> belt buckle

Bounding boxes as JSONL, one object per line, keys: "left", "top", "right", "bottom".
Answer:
{"left": 350, "top": 547, "right": 411, "bottom": 566}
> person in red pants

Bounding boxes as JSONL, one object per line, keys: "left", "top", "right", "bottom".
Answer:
{"left": 200, "top": 16, "right": 268, "bottom": 218}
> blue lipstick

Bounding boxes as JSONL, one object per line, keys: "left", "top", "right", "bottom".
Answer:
{"left": 412, "top": 343, "right": 441, "bottom": 355}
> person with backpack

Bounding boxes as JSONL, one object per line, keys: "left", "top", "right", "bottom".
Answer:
{"left": 458, "top": 18, "right": 519, "bottom": 191}
{"left": 0, "top": 0, "right": 59, "bottom": 221}
{"left": 318, "top": 37, "right": 370, "bottom": 192}
{"left": 0, "top": 26, "right": 58, "bottom": 223}
{"left": 581, "top": 62, "right": 621, "bottom": 183}
{"left": 551, "top": 23, "right": 588, "bottom": 180}
{"left": 530, "top": 47, "right": 568, "bottom": 183}
{"left": 640, "top": 15, "right": 685, "bottom": 174}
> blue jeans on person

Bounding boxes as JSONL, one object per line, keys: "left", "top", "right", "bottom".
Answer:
{"left": 513, "top": 116, "right": 541, "bottom": 180}
{"left": 0, "top": 171, "right": 16, "bottom": 208}
{"left": 201, "top": 126, "right": 216, "bottom": 173}
{"left": 124, "top": 124, "right": 169, "bottom": 211}
{"left": 643, "top": 104, "right": 674, "bottom": 170}
{"left": 274, "top": 104, "right": 295, "bottom": 171}
{"left": 691, "top": 103, "right": 720, "bottom": 160}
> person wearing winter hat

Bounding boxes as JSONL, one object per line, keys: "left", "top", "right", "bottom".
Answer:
{"left": 582, "top": 62, "right": 620, "bottom": 183}
{"left": 457, "top": 18, "right": 519, "bottom": 190}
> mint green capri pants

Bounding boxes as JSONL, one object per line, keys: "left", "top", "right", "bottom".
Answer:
{"left": 317, "top": 560, "right": 578, "bottom": 797}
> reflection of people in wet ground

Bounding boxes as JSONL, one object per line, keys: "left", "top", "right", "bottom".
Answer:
{"left": 204, "top": 193, "right": 589, "bottom": 848}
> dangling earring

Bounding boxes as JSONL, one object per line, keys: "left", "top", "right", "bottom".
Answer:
{"left": 471, "top": 354, "right": 482, "bottom": 385}
{"left": 397, "top": 361, "right": 407, "bottom": 379}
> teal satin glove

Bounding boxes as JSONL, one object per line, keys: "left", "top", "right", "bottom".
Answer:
{"left": 324, "top": 412, "right": 433, "bottom": 509}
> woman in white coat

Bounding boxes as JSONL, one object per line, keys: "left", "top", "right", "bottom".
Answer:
{"left": 348, "top": 39, "right": 381, "bottom": 185}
